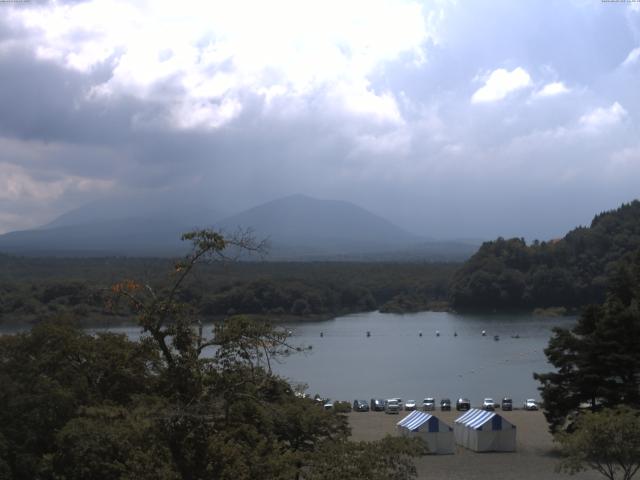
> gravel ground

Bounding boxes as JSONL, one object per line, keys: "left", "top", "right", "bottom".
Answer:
{"left": 348, "top": 409, "right": 601, "bottom": 480}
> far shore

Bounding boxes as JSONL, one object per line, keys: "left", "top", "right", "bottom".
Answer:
{"left": 0, "top": 304, "right": 580, "bottom": 331}
{"left": 348, "top": 409, "right": 600, "bottom": 480}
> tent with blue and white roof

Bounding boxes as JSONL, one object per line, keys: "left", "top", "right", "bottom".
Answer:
{"left": 396, "top": 410, "right": 454, "bottom": 454}
{"left": 454, "top": 409, "right": 516, "bottom": 452}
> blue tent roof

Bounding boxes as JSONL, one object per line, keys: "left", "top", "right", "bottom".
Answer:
{"left": 397, "top": 411, "right": 442, "bottom": 432}
{"left": 455, "top": 409, "right": 507, "bottom": 430}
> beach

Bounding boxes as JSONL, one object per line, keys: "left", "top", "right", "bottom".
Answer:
{"left": 348, "top": 409, "right": 601, "bottom": 479}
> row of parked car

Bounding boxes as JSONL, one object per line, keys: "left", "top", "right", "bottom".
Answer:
{"left": 351, "top": 397, "right": 539, "bottom": 413}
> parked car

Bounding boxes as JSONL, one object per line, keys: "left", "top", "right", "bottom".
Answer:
{"left": 404, "top": 400, "right": 417, "bottom": 411}
{"left": 384, "top": 399, "right": 400, "bottom": 414}
{"left": 422, "top": 397, "right": 436, "bottom": 411}
{"left": 456, "top": 398, "right": 471, "bottom": 411}
{"left": 524, "top": 399, "right": 539, "bottom": 411}
{"left": 353, "top": 400, "right": 369, "bottom": 412}
{"left": 370, "top": 398, "right": 385, "bottom": 411}
{"left": 482, "top": 398, "right": 495, "bottom": 411}
{"left": 440, "top": 398, "right": 451, "bottom": 411}
{"left": 501, "top": 397, "right": 513, "bottom": 411}
{"left": 323, "top": 401, "right": 334, "bottom": 410}
{"left": 392, "top": 398, "right": 404, "bottom": 410}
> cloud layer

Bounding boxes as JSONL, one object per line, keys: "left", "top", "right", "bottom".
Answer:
{"left": 0, "top": 0, "right": 639, "bottom": 240}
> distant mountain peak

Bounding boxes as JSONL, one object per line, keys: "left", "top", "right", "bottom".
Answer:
{"left": 0, "top": 193, "right": 479, "bottom": 261}
{"left": 216, "top": 194, "right": 419, "bottom": 254}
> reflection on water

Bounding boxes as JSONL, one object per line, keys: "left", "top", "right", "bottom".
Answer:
{"left": 3, "top": 310, "right": 574, "bottom": 405}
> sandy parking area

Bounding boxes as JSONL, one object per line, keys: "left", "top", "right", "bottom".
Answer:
{"left": 348, "top": 409, "right": 600, "bottom": 479}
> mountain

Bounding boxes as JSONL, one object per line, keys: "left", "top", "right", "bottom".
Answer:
{"left": 215, "top": 194, "right": 419, "bottom": 256}
{"left": 0, "top": 191, "right": 224, "bottom": 256}
{"left": 0, "top": 193, "right": 478, "bottom": 260}
{"left": 449, "top": 200, "right": 640, "bottom": 310}
{"left": 0, "top": 218, "right": 195, "bottom": 256}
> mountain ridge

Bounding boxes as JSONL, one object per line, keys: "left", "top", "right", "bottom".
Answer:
{"left": 0, "top": 194, "right": 478, "bottom": 260}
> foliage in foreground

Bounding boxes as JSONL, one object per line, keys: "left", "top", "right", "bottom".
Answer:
{"left": 556, "top": 407, "right": 640, "bottom": 480}
{"left": 534, "top": 249, "right": 640, "bottom": 433}
{"left": 0, "top": 230, "right": 427, "bottom": 480}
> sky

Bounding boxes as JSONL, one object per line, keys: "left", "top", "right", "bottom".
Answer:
{"left": 0, "top": 0, "right": 639, "bottom": 240}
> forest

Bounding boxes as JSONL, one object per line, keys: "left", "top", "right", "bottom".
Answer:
{"left": 449, "top": 201, "right": 640, "bottom": 311}
{"left": 0, "top": 255, "right": 455, "bottom": 326}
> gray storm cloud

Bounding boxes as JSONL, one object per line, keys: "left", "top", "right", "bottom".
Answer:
{"left": 0, "top": 0, "right": 638, "bottom": 239}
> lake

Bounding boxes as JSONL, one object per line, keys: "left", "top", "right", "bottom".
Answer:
{"left": 81, "top": 310, "right": 574, "bottom": 406}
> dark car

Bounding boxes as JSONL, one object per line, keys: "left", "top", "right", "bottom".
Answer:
{"left": 456, "top": 398, "right": 471, "bottom": 411}
{"left": 440, "top": 398, "right": 451, "bottom": 411}
{"left": 370, "top": 398, "right": 385, "bottom": 411}
{"left": 353, "top": 400, "right": 370, "bottom": 412}
{"left": 501, "top": 397, "right": 513, "bottom": 411}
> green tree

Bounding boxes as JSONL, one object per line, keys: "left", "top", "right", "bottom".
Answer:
{"left": 534, "top": 251, "right": 640, "bottom": 432}
{"left": 109, "top": 229, "right": 426, "bottom": 480}
{"left": 0, "top": 229, "right": 428, "bottom": 480}
{"left": 556, "top": 407, "right": 640, "bottom": 480}
{"left": 45, "top": 404, "right": 177, "bottom": 480}
{"left": 305, "top": 436, "right": 428, "bottom": 480}
{"left": 0, "top": 319, "right": 158, "bottom": 479}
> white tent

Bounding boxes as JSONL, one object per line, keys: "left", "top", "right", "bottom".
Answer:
{"left": 454, "top": 409, "right": 516, "bottom": 452}
{"left": 396, "top": 410, "right": 454, "bottom": 454}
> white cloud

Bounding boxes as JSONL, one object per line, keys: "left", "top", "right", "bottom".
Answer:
{"left": 471, "top": 67, "right": 532, "bottom": 103}
{"left": 535, "top": 81, "right": 570, "bottom": 97}
{"left": 351, "top": 129, "right": 411, "bottom": 156}
{"left": 621, "top": 46, "right": 640, "bottom": 67}
{"left": 579, "top": 102, "right": 627, "bottom": 132}
{"left": 11, "top": 0, "right": 441, "bottom": 129}
{"left": 609, "top": 145, "right": 640, "bottom": 169}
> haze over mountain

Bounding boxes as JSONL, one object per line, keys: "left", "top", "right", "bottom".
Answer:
{"left": 0, "top": 194, "right": 478, "bottom": 259}
{"left": 216, "top": 194, "right": 414, "bottom": 254}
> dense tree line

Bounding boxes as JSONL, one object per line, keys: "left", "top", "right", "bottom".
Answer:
{"left": 0, "top": 258, "right": 456, "bottom": 325}
{"left": 449, "top": 200, "right": 640, "bottom": 310}
{"left": 0, "top": 230, "right": 427, "bottom": 480}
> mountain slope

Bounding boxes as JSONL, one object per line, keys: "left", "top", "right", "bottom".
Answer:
{"left": 0, "top": 191, "right": 223, "bottom": 256}
{"left": 0, "top": 193, "right": 476, "bottom": 260}
{"left": 449, "top": 200, "right": 640, "bottom": 310}
{"left": 216, "top": 194, "right": 419, "bottom": 255}
{"left": 0, "top": 217, "right": 205, "bottom": 256}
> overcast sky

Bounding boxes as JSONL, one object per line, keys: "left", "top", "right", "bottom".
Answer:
{"left": 1, "top": 0, "right": 639, "bottom": 240}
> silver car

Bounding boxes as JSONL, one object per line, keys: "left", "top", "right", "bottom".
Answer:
{"left": 482, "top": 398, "right": 495, "bottom": 411}
{"left": 422, "top": 397, "right": 435, "bottom": 411}
{"left": 384, "top": 399, "right": 400, "bottom": 414}
{"left": 404, "top": 400, "right": 417, "bottom": 411}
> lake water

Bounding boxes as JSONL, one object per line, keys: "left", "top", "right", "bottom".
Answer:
{"left": 79, "top": 310, "right": 574, "bottom": 406}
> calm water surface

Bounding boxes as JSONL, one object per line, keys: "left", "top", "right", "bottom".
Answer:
{"left": 80, "top": 310, "right": 574, "bottom": 405}
{"left": 272, "top": 311, "right": 575, "bottom": 405}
